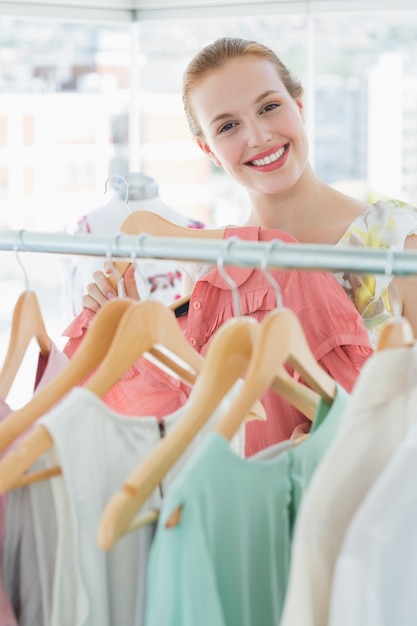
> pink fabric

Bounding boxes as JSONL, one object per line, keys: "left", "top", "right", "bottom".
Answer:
{"left": 33, "top": 341, "right": 69, "bottom": 392}
{"left": 61, "top": 307, "right": 190, "bottom": 417}
{"left": 62, "top": 227, "right": 373, "bottom": 456}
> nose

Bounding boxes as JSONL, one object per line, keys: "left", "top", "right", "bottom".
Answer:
{"left": 245, "top": 119, "right": 272, "bottom": 148}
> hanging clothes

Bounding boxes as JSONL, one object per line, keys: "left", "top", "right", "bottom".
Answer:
{"left": 0, "top": 400, "right": 17, "bottom": 626}
{"left": 61, "top": 307, "right": 191, "bottom": 419}
{"left": 62, "top": 227, "right": 373, "bottom": 456}
{"left": 144, "top": 384, "right": 349, "bottom": 626}
{"left": 30, "top": 379, "right": 247, "bottom": 626}
{"left": 279, "top": 344, "right": 417, "bottom": 626}
{"left": 328, "top": 415, "right": 417, "bottom": 626}
{"left": 2, "top": 342, "right": 69, "bottom": 626}
{"left": 3, "top": 484, "right": 40, "bottom": 626}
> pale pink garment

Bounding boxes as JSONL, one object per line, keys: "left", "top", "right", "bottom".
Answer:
{"left": 62, "top": 227, "right": 374, "bottom": 456}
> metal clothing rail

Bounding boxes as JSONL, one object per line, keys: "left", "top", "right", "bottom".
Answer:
{"left": 1, "top": 229, "right": 417, "bottom": 276}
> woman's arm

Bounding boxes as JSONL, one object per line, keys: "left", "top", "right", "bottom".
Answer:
{"left": 391, "top": 233, "right": 417, "bottom": 338}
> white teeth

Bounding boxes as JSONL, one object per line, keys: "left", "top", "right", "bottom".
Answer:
{"left": 251, "top": 146, "right": 286, "bottom": 166}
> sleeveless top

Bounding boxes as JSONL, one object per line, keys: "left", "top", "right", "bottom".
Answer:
{"left": 334, "top": 199, "right": 417, "bottom": 346}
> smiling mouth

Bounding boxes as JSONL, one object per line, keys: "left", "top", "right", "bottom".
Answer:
{"left": 247, "top": 145, "right": 287, "bottom": 167}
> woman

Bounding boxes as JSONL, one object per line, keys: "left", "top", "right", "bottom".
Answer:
{"left": 73, "top": 37, "right": 416, "bottom": 453}
{"left": 84, "top": 36, "right": 417, "bottom": 346}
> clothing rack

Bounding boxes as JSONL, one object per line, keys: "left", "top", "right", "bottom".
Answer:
{"left": 1, "top": 229, "right": 417, "bottom": 275}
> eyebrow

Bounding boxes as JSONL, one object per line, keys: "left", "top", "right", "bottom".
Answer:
{"left": 209, "top": 90, "right": 284, "bottom": 129}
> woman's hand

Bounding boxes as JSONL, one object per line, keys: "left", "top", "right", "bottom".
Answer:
{"left": 82, "top": 263, "right": 140, "bottom": 312}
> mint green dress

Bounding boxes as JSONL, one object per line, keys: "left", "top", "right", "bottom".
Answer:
{"left": 144, "top": 384, "right": 349, "bottom": 626}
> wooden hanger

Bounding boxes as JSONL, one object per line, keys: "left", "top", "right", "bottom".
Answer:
{"left": 109, "top": 211, "right": 225, "bottom": 293}
{"left": 0, "top": 298, "right": 138, "bottom": 492}
{"left": 97, "top": 236, "right": 337, "bottom": 542}
{"left": 96, "top": 307, "right": 329, "bottom": 547}
{"left": 376, "top": 281, "right": 414, "bottom": 350}
{"left": 96, "top": 315, "right": 262, "bottom": 549}
{"left": 82, "top": 298, "right": 205, "bottom": 396}
{"left": 160, "top": 307, "right": 337, "bottom": 530}
{"left": 0, "top": 290, "right": 51, "bottom": 400}
{"left": 0, "top": 298, "right": 135, "bottom": 459}
{"left": 0, "top": 298, "right": 206, "bottom": 495}
{"left": 0, "top": 293, "right": 265, "bottom": 494}
{"left": 376, "top": 316, "right": 414, "bottom": 350}
{"left": 119, "top": 210, "right": 224, "bottom": 240}
{"left": 214, "top": 307, "right": 336, "bottom": 442}
{"left": 82, "top": 300, "right": 268, "bottom": 469}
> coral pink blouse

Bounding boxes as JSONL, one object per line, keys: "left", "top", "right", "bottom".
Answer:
{"left": 62, "top": 227, "right": 373, "bottom": 456}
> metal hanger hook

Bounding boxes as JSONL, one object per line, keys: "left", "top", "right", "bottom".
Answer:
{"left": 261, "top": 239, "right": 284, "bottom": 309}
{"left": 106, "top": 233, "right": 125, "bottom": 298}
{"left": 14, "top": 229, "right": 30, "bottom": 291}
{"left": 132, "top": 233, "right": 151, "bottom": 301}
{"left": 104, "top": 174, "right": 131, "bottom": 214}
{"left": 217, "top": 236, "right": 242, "bottom": 317}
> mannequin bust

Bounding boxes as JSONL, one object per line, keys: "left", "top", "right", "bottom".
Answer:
{"left": 62, "top": 172, "right": 204, "bottom": 320}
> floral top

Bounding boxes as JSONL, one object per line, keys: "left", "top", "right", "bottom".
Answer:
{"left": 334, "top": 199, "right": 417, "bottom": 347}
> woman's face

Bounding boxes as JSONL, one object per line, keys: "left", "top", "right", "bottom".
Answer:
{"left": 190, "top": 56, "right": 309, "bottom": 197}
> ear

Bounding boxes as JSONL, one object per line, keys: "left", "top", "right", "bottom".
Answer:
{"left": 194, "top": 138, "right": 222, "bottom": 167}
{"left": 295, "top": 97, "right": 305, "bottom": 122}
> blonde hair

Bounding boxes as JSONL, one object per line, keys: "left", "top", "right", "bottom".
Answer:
{"left": 182, "top": 36, "right": 303, "bottom": 139}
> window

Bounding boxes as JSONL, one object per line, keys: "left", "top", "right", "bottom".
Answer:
{"left": 0, "top": 18, "right": 131, "bottom": 230}
{"left": 1, "top": 8, "right": 417, "bottom": 230}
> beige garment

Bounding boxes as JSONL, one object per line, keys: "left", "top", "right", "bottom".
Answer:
{"left": 280, "top": 344, "right": 417, "bottom": 626}
{"left": 329, "top": 417, "right": 417, "bottom": 626}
